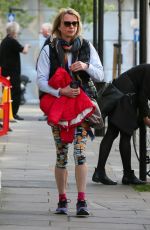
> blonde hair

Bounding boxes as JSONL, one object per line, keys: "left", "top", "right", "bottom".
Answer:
{"left": 6, "top": 21, "right": 20, "bottom": 36}
{"left": 52, "top": 8, "right": 82, "bottom": 38}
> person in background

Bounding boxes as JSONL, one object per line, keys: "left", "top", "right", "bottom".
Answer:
{"left": 40, "top": 22, "right": 52, "bottom": 46}
{"left": 0, "top": 21, "right": 30, "bottom": 120}
{"left": 37, "top": 8, "right": 104, "bottom": 216}
{"left": 92, "top": 64, "right": 150, "bottom": 185}
{"left": 38, "top": 22, "right": 52, "bottom": 121}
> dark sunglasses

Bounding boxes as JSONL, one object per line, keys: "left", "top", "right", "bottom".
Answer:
{"left": 63, "top": 21, "right": 79, "bottom": 27}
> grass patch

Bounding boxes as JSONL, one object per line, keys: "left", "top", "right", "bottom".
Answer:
{"left": 132, "top": 183, "right": 150, "bottom": 192}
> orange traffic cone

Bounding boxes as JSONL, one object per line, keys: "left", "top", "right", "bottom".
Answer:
{"left": 0, "top": 86, "right": 14, "bottom": 121}
{"left": 8, "top": 88, "right": 15, "bottom": 121}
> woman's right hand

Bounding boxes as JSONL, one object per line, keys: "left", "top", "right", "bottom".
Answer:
{"left": 59, "top": 85, "right": 80, "bottom": 98}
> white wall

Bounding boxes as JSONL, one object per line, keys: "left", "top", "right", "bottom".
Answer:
{"left": 103, "top": 0, "right": 139, "bottom": 82}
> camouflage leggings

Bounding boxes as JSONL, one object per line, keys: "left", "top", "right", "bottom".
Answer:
{"left": 51, "top": 126, "right": 88, "bottom": 168}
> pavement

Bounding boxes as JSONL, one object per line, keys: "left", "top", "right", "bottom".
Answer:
{"left": 0, "top": 104, "right": 150, "bottom": 230}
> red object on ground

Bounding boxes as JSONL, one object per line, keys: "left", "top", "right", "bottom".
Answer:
{"left": 0, "top": 67, "right": 11, "bottom": 136}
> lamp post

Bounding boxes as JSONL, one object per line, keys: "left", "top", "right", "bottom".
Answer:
{"left": 139, "top": 0, "right": 147, "bottom": 181}
{"left": 117, "top": 0, "right": 122, "bottom": 77}
{"left": 133, "top": 0, "right": 138, "bottom": 65}
{"left": 93, "top": 0, "right": 105, "bottom": 137}
{"left": 93, "top": 0, "right": 98, "bottom": 50}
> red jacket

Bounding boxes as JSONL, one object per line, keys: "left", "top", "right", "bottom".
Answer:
{"left": 40, "top": 67, "right": 95, "bottom": 143}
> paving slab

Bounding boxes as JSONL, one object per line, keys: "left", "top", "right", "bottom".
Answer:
{"left": 0, "top": 104, "right": 150, "bottom": 230}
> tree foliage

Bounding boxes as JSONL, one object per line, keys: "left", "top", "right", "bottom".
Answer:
{"left": 41, "top": 0, "right": 93, "bottom": 23}
{"left": 0, "top": 0, "right": 34, "bottom": 28}
{"left": 0, "top": 0, "right": 20, "bottom": 19}
{"left": 41, "top": 0, "right": 115, "bottom": 24}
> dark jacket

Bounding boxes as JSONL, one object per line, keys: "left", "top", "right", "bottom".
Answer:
{"left": 0, "top": 35, "right": 24, "bottom": 87}
{"left": 109, "top": 64, "right": 150, "bottom": 135}
{"left": 40, "top": 38, "right": 97, "bottom": 99}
